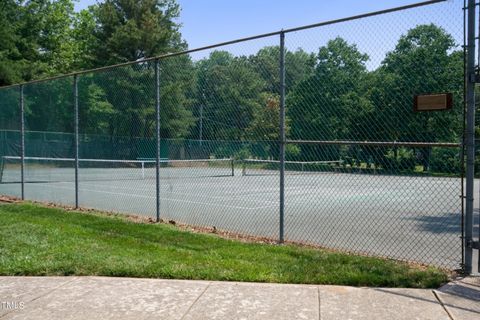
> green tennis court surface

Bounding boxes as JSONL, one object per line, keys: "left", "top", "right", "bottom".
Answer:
{"left": 0, "top": 157, "right": 477, "bottom": 271}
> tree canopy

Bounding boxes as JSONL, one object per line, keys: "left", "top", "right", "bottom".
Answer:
{"left": 0, "top": 0, "right": 186, "bottom": 84}
{"left": 91, "top": 0, "right": 185, "bottom": 67}
{"left": 0, "top": 2, "right": 465, "bottom": 173}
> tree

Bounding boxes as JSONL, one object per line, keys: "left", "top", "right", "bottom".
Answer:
{"left": 287, "top": 38, "right": 372, "bottom": 160}
{"left": 77, "top": 55, "right": 196, "bottom": 156}
{"left": 35, "top": 0, "right": 78, "bottom": 75}
{"left": 194, "top": 51, "right": 265, "bottom": 142}
{"left": 369, "top": 24, "right": 463, "bottom": 170}
{"left": 23, "top": 80, "right": 72, "bottom": 133}
{"left": 0, "top": 87, "right": 20, "bottom": 130}
{"left": 75, "top": 0, "right": 195, "bottom": 152}
{"left": 70, "top": 7, "right": 98, "bottom": 70}
{"left": 191, "top": 47, "right": 314, "bottom": 159}
{"left": 159, "top": 55, "right": 196, "bottom": 139}
{"left": 245, "top": 92, "right": 298, "bottom": 159}
{"left": 0, "top": 0, "right": 82, "bottom": 85}
{"left": 248, "top": 46, "right": 315, "bottom": 94}
{"left": 0, "top": 1, "right": 196, "bottom": 160}
{"left": 0, "top": 0, "right": 23, "bottom": 85}
{"left": 91, "top": 0, "right": 185, "bottom": 66}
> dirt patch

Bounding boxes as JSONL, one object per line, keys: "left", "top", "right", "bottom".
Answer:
{"left": 0, "top": 195, "right": 22, "bottom": 203}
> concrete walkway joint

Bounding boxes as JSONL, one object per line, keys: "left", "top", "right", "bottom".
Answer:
{"left": 0, "top": 276, "right": 478, "bottom": 320}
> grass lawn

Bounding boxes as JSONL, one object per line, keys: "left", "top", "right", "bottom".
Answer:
{"left": 0, "top": 202, "right": 448, "bottom": 288}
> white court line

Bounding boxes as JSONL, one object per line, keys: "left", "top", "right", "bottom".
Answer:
{"left": 69, "top": 180, "right": 327, "bottom": 202}
{"left": 80, "top": 182, "right": 282, "bottom": 203}
{"left": 77, "top": 181, "right": 281, "bottom": 204}
{"left": 76, "top": 179, "right": 385, "bottom": 206}
{"left": 26, "top": 183, "right": 277, "bottom": 210}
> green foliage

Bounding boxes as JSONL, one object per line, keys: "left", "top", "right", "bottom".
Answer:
{"left": 247, "top": 93, "right": 281, "bottom": 142}
{"left": 430, "top": 148, "right": 460, "bottom": 174}
{"left": 285, "top": 144, "right": 301, "bottom": 158}
{"left": 383, "top": 148, "right": 416, "bottom": 171}
{"left": 70, "top": 8, "right": 98, "bottom": 70}
{"left": 71, "top": 0, "right": 194, "bottom": 141}
{"left": 194, "top": 51, "right": 265, "bottom": 141}
{"left": 83, "top": 83, "right": 115, "bottom": 133}
{"left": 0, "top": 0, "right": 79, "bottom": 84}
{"left": 0, "top": 0, "right": 22, "bottom": 85}
{"left": 24, "top": 78, "right": 74, "bottom": 133}
{"left": 376, "top": 24, "right": 462, "bottom": 143}
{"left": 368, "top": 24, "right": 463, "bottom": 170}
{"left": 248, "top": 46, "right": 315, "bottom": 94}
{"left": 0, "top": 7, "right": 465, "bottom": 176}
{"left": 92, "top": 0, "right": 184, "bottom": 66}
{"left": 0, "top": 88, "right": 20, "bottom": 130}
{"left": 286, "top": 38, "right": 373, "bottom": 162}
{"left": 0, "top": 0, "right": 185, "bottom": 82}
{"left": 288, "top": 37, "right": 372, "bottom": 141}
{"left": 0, "top": 203, "right": 448, "bottom": 287}
{"left": 159, "top": 55, "right": 196, "bottom": 139}
{"left": 233, "top": 146, "right": 252, "bottom": 160}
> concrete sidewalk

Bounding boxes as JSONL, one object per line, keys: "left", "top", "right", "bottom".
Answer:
{"left": 0, "top": 277, "right": 478, "bottom": 320}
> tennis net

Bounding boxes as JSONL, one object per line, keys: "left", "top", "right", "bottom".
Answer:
{"left": 0, "top": 156, "right": 234, "bottom": 183}
{"left": 241, "top": 159, "right": 343, "bottom": 176}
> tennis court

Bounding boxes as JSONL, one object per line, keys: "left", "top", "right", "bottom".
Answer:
{"left": 1, "top": 0, "right": 478, "bottom": 273}
{"left": 0, "top": 157, "right": 475, "bottom": 270}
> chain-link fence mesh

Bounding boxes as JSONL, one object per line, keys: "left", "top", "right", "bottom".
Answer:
{"left": 283, "top": 0, "right": 464, "bottom": 269}
{"left": 78, "top": 62, "right": 157, "bottom": 216}
{"left": 158, "top": 37, "right": 281, "bottom": 238}
{"left": 23, "top": 78, "right": 75, "bottom": 206}
{"left": 0, "top": 87, "right": 21, "bottom": 198}
{"left": 474, "top": 82, "right": 480, "bottom": 272}
{"left": 0, "top": 0, "right": 474, "bottom": 270}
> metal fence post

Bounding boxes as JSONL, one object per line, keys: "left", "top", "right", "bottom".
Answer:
{"left": 279, "top": 31, "right": 286, "bottom": 243}
{"left": 20, "top": 85, "right": 24, "bottom": 200}
{"left": 155, "top": 59, "right": 161, "bottom": 223}
{"left": 199, "top": 104, "right": 203, "bottom": 146}
{"left": 464, "top": 0, "right": 476, "bottom": 275}
{"left": 74, "top": 75, "right": 79, "bottom": 209}
{"left": 477, "top": 0, "right": 480, "bottom": 278}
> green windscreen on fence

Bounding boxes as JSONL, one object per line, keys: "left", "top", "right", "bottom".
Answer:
{"left": 0, "top": 88, "right": 21, "bottom": 198}
{"left": 0, "top": 0, "right": 472, "bottom": 271}
{"left": 23, "top": 77, "right": 75, "bottom": 206}
{"left": 77, "top": 62, "right": 157, "bottom": 216}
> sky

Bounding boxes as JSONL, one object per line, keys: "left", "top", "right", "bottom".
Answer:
{"left": 74, "top": 0, "right": 429, "bottom": 48}
{"left": 73, "top": 0, "right": 463, "bottom": 67}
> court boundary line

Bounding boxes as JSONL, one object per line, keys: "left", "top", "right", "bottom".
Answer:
{"left": 24, "top": 183, "right": 278, "bottom": 210}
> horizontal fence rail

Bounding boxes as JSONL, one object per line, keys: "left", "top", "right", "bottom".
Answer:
{"left": 0, "top": 0, "right": 477, "bottom": 273}
{"left": 286, "top": 140, "right": 462, "bottom": 148}
{"left": 0, "top": 0, "right": 448, "bottom": 90}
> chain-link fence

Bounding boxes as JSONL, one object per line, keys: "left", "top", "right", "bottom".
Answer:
{"left": 0, "top": 0, "right": 477, "bottom": 271}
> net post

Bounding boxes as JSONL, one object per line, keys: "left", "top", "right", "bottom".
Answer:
{"left": 464, "top": 0, "right": 476, "bottom": 275}
{"left": 74, "top": 74, "right": 79, "bottom": 209}
{"left": 231, "top": 158, "right": 234, "bottom": 176}
{"left": 155, "top": 59, "right": 161, "bottom": 223}
{"left": 20, "top": 85, "right": 24, "bottom": 200}
{"left": 279, "top": 31, "right": 286, "bottom": 244}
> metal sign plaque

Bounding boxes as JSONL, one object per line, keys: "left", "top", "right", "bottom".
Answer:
{"left": 414, "top": 93, "right": 453, "bottom": 112}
